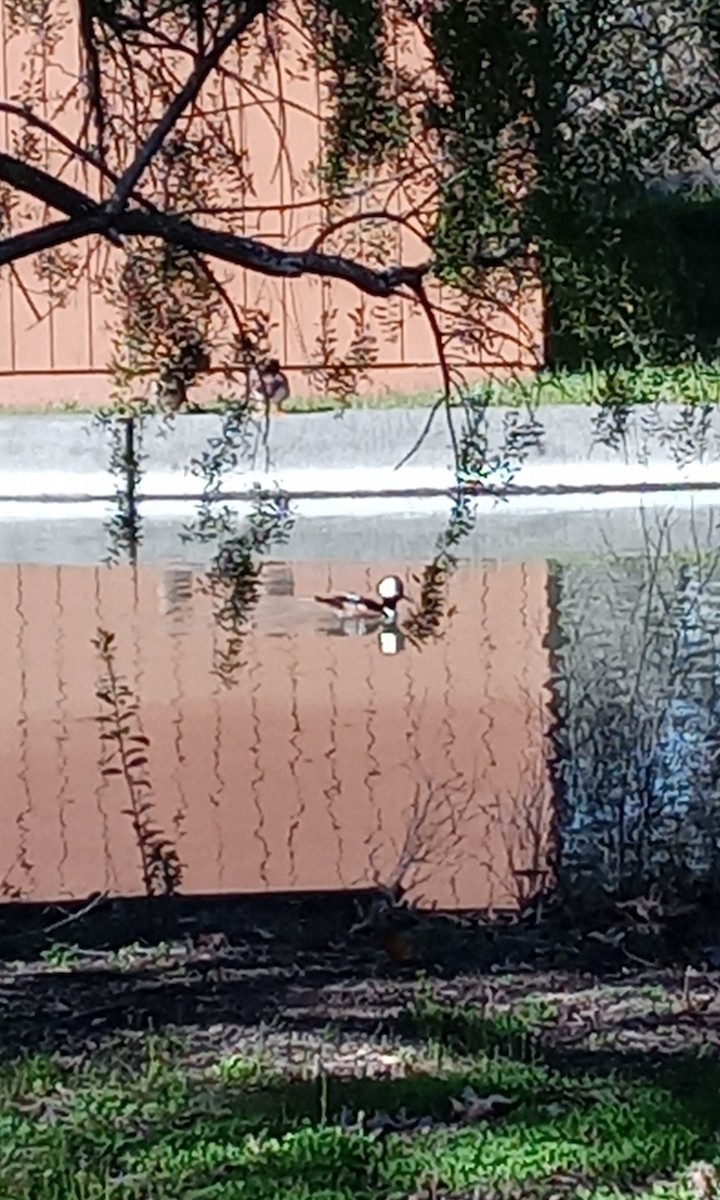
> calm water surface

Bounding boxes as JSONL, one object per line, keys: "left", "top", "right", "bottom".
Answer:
{"left": 3, "top": 500, "right": 720, "bottom": 910}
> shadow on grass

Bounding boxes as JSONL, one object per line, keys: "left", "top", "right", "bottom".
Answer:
{"left": 1, "top": 1000, "right": 719, "bottom": 1200}
{"left": 0, "top": 886, "right": 715, "bottom": 1068}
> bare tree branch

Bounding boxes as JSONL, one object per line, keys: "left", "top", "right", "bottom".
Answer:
{"left": 394, "top": 278, "right": 456, "bottom": 471}
{"left": 119, "top": 209, "right": 431, "bottom": 296}
{"left": 309, "top": 208, "right": 432, "bottom": 252}
{"left": 78, "top": 0, "right": 106, "bottom": 165}
{"left": 0, "top": 151, "right": 97, "bottom": 218}
{"left": 0, "top": 150, "right": 430, "bottom": 297}
{"left": 0, "top": 107, "right": 261, "bottom": 363}
{"left": 0, "top": 214, "right": 110, "bottom": 265}
{"left": 106, "top": 0, "right": 271, "bottom": 216}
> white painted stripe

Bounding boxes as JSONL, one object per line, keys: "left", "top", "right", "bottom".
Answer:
{"left": 1, "top": 488, "right": 720, "bottom": 523}
{"left": 1, "top": 459, "right": 720, "bottom": 501}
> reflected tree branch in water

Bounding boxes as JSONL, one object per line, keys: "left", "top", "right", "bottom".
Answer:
{"left": 496, "top": 759, "right": 555, "bottom": 916}
{"left": 95, "top": 411, "right": 150, "bottom": 564}
{"left": 365, "top": 774, "right": 481, "bottom": 914}
{"left": 92, "top": 629, "right": 183, "bottom": 897}
{"left": 181, "top": 416, "right": 296, "bottom": 684}
{"left": 403, "top": 387, "right": 542, "bottom": 647}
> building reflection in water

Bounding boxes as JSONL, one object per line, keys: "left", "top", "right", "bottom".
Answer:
{"left": 0, "top": 560, "right": 553, "bottom": 911}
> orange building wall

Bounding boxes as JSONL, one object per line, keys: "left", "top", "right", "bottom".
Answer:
{"left": 0, "top": 560, "right": 553, "bottom": 910}
{"left": 0, "top": 1, "right": 544, "bottom": 410}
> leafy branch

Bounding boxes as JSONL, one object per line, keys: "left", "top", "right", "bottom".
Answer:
{"left": 93, "top": 628, "right": 182, "bottom": 897}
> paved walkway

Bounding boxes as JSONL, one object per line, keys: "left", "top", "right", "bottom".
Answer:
{"left": 1, "top": 404, "right": 719, "bottom": 502}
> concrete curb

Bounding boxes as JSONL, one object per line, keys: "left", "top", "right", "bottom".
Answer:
{"left": 2, "top": 404, "right": 720, "bottom": 502}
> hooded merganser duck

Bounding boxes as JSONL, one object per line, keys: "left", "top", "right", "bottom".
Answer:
{"left": 314, "top": 574, "right": 407, "bottom": 622}
{"left": 248, "top": 358, "right": 290, "bottom": 412}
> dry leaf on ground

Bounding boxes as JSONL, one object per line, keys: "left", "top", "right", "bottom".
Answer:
{"left": 688, "top": 1162, "right": 719, "bottom": 1200}
{"left": 449, "top": 1086, "right": 515, "bottom": 1123}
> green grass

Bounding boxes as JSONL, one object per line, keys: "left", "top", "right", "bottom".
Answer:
{"left": 0, "top": 394, "right": 438, "bottom": 416}
{"left": 285, "top": 361, "right": 720, "bottom": 411}
{"left": 5, "top": 361, "right": 720, "bottom": 417}
{"left": 0, "top": 993, "right": 718, "bottom": 1200}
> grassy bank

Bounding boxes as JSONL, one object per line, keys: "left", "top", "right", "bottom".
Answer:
{"left": 4, "top": 362, "right": 720, "bottom": 417}
{"left": 1, "top": 890, "right": 720, "bottom": 1200}
{"left": 282, "top": 361, "right": 720, "bottom": 412}
{"left": 1, "top": 957, "right": 719, "bottom": 1200}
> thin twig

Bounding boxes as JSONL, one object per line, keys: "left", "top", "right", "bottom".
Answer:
{"left": 107, "top": 0, "right": 270, "bottom": 216}
{"left": 394, "top": 278, "right": 456, "bottom": 470}
{"left": 42, "top": 890, "right": 110, "bottom": 935}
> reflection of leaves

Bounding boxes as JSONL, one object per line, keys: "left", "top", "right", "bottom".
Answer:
{"left": 176, "top": 394, "right": 297, "bottom": 686}
{"left": 185, "top": 487, "right": 295, "bottom": 687}
{"left": 554, "top": 512, "right": 720, "bottom": 894}
{"left": 404, "top": 389, "right": 531, "bottom": 646}
{"left": 402, "top": 489, "right": 475, "bottom": 647}
{"left": 403, "top": 559, "right": 453, "bottom": 647}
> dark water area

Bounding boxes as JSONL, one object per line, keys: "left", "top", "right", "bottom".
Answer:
{"left": 3, "top": 500, "right": 720, "bottom": 917}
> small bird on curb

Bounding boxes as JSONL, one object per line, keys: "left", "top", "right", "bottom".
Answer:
{"left": 247, "top": 359, "right": 290, "bottom": 413}
{"left": 313, "top": 575, "right": 410, "bottom": 624}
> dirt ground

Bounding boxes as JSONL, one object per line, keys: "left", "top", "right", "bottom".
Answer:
{"left": 1, "top": 888, "right": 720, "bottom": 1070}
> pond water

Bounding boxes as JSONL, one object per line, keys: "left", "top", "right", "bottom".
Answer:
{"left": 3, "top": 498, "right": 720, "bottom": 912}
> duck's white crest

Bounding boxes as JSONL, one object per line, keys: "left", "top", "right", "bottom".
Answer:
{"left": 377, "top": 574, "right": 404, "bottom": 600}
